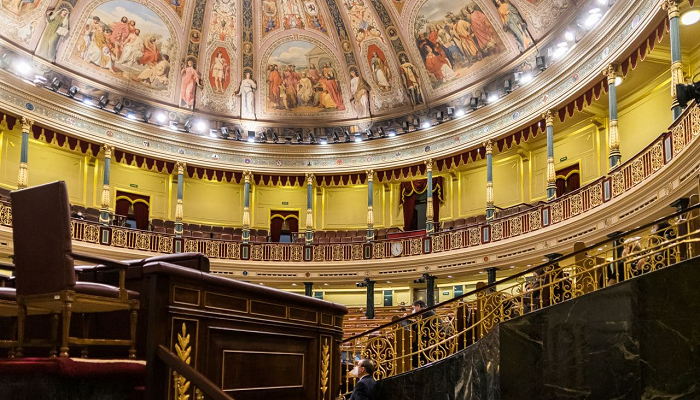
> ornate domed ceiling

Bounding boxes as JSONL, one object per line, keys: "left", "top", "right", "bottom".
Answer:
{"left": 0, "top": 0, "right": 581, "bottom": 125}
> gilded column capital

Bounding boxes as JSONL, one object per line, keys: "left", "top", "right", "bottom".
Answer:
{"left": 661, "top": 0, "right": 681, "bottom": 19}
{"left": 602, "top": 64, "right": 619, "bottom": 84}
{"left": 542, "top": 110, "right": 555, "bottom": 127}
{"left": 102, "top": 144, "right": 114, "bottom": 159}
{"left": 176, "top": 161, "right": 186, "bottom": 175}
{"left": 424, "top": 159, "right": 433, "bottom": 173}
{"left": 21, "top": 117, "right": 34, "bottom": 133}
{"left": 242, "top": 170, "right": 253, "bottom": 183}
{"left": 305, "top": 172, "right": 315, "bottom": 185}
{"left": 366, "top": 170, "right": 374, "bottom": 182}
{"left": 484, "top": 140, "right": 493, "bottom": 155}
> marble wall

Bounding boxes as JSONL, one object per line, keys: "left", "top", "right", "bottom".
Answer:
{"left": 376, "top": 259, "right": 700, "bottom": 400}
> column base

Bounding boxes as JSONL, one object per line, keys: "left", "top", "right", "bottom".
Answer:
{"left": 174, "top": 221, "right": 183, "bottom": 238}
{"left": 305, "top": 230, "right": 313, "bottom": 246}
{"left": 99, "top": 209, "right": 110, "bottom": 226}
{"left": 366, "top": 228, "right": 374, "bottom": 242}
{"left": 242, "top": 228, "right": 250, "bottom": 244}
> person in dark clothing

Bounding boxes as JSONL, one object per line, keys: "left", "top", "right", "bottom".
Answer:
{"left": 411, "top": 300, "right": 436, "bottom": 317}
{"left": 348, "top": 359, "right": 377, "bottom": 400}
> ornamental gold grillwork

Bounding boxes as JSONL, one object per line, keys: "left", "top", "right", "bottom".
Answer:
{"left": 226, "top": 242, "right": 240, "bottom": 259}
{"left": 250, "top": 244, "right": 263, "bottom": 261}
{"left": 332, "top": 245, "right": 343, "bottom": 261}
{"left": 351, "top": 244, "right": 363, "bottom": 260}
{"left": 570, "top": 194, "right": 582, "bottom": 216}
{"left": 135, "top": 233, "right": 151, "bottom": 251}
{"left": 491, "top": 222, "right": 503, "bottom": 241}
{"left": 589, "top": 184, "right": 603, "bottom": 208}
{"left": 205, "top": 241, "right": 220, "bottom": 258}
{"left": 184, "top": 239, "right": 198, "bottom": 253}
{"left": 341, "top": 208, "right": 695, "bottom": 397}
{"left": 158, "top": 236, "right": 173, "bottom": 253}
{"left": 632, "top": 159, "right": 644, "bottom": 185}
{"left": 112, "top": 229, "right": 128, "bottom": 247}
{"left": 673, "top": 120, "right": 687, "bottom": 154}
{"left": 612, "top": 171, "right": 624, "bottom": 197}
{"left": 314, "top": 245, "right": 327, "bottom": 261}
{"left": 409, "top": 238, "right": 422, "bottom": 255}
{"left": 373, "top": 242, "right": 385, "bottom": 259}
{"left": 651, "top": 143, "right": 664, "bottom": 172}
{"left": 551, "top": 202, "right": 563, "bottom": 224}
{"left": 83, "top": 224, "right": 100, "bottom": 244}
{"left": 450, "top": 231, "right": 463, "bottom": 249}
{"left": 0, "top": 204, "right": 12, "bottom": 226}
{"left": 469, "top": 228, "right": 480, "bottom": 246}
{"left": 509, "top": 217, "right": 522, "bottom": 236}
{"left": 529, "top": 211, "right": 541, "bottom": 231}
{"left": 290, "top": 245, "right": 303, "bottom": 261}
{"left": 432, "top": 235, "right": 444, "bottom": 252}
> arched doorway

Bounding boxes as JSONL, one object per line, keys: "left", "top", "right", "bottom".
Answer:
{"left": 270, "top": 210, "right": 299, "bottom": 243}
{"left": 555, "top": 164, "right": 581, "bottom": 197}
{"left": 115, "top": 191, "right": 150, "bottom": 231}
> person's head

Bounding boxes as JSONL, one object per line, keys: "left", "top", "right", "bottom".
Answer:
{"left": 92, "top": 16, "right": 101, "bottom": 23}
{"left": 129, "top": 20, "right": 136, "bottom": 26}
{"left": 135, "top": 29, "right": 141, "bottom": 35}
{"left": 412, "top": 300, "right": 427, "bottom": 314}
{"left": 352, "top": 359, "right": 375, "bottom": 378}
{"left": 121, "top": 16, "right": 128, "bottom": 23}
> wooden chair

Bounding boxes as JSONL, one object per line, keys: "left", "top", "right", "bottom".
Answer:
{"left": 11, "top": 181, "right": 139, "bottom": 359}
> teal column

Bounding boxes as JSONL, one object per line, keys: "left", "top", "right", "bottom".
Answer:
{"left": 99, "top": 145, "right": 113, "bottom": 225}
{"left": 485, "top": 140, "right": 494, "bottom": 220}
{"left": 303, "top": 282, "right": 313, "bottom": 297}
{"left": 305, "top": 173, "right": 314, "bottom": 245}
{"left": 425, "top": 160, "right": 434, "bottom": 234}
{"left": 365, "top": 279, "right": 376, "bottom": 319}
{"left": 174, "top": 162, "right": 185, "bottom": 237}
{"left": 17, "top": 117, "right": 32, "bottom": 189}
{"left": 545, "top": 111, "right": 556, "bottom": 201}
{"left": 664, "top": 0, "right": 684, "bottom": 119}
{"left": 425, "top": 275, "right": 437, "bottom": 307}
{"left": 242, "top": 171, "right": 251, "bottom": 243}
{"left": 366, "top": 171, "right": 374, "bottom": 241}
{"left": 604, "top": 65, "right": 621, "bottom": 169}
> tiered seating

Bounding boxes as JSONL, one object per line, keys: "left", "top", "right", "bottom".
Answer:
{"left": 342, "top": 306, "right": 408, "bottom": 338}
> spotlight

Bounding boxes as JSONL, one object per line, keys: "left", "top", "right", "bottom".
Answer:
{"left": 113, "top": 101, "right": 124, "bottom": 114}
{"left": 420, "top": 121, "right": 431, "bottom": 129}
{"left": 183, "top": 119, "right": 193, "bottom": 132}
{"left": 155, "top": 112, "right": 167, "bottom": 124}
{"left": 209, "top": 129, "right": 218, "bottom": 138}
{"left": 454, "top": 108, "right": 465, "bottom": 117}
{"left": 260, "top": 131, "right": 268, "bottom": 143}
{"left": 195, "top": 120, "right": 208, "bottom": 133}
{"left": 614, "top": 76, "right": 623, "bottom": 86}
{"left": 387, "top": 130, "right": 396, "bottom": 137}
{"left": 378, "top": 127, "right": 386, "bottom": 138}
{"left": 82, "top": 97, "right": 94, "bottom": 106}
{"left": 33, "top": 75, "right": 47, "bottom": 85}
{"left": 412, "top": 117, "right": 419, "bottom": 127}
{"left": 98, "top": 95, "right": 109, "bottom": 109}
{"left": 169, "top": 120, "right": 179, "bottom": 130}
{"left": 296, "top": 132, "right": 303, "bottom": 143}
{"left": 49, "top": 77, "right": 61, "bottom": 91}
{"left": 553, "top": 42, "right": 569, "bottom": 59}
{"left": 234, "top": 129, "right": 242, "bottom": 141}
{"left": 126, "top": 112, "right": 137, "bottom": 120}
{"left": 676, "top": 81, "right": 700, "bottom": 108}
{"left": 487, "top": 93, "right": 499, "bottom": 103}
{"left": 320, "top": 138, "right": 328, "bottom": 145}
{"left": 584, "top": 9, "right": 601, "bottom": 28}
{"left": 272, "top": 132, "right": 279, "bottom": 143}
{"left": 247, "top": 134, "right": 255, "bottom": 143}
{"left": 332, "top": 131, "right": 339, "bottom": 143}
{"left": 520, "top": 73, "right": 533, "bottom": 84}
{"left": 446, "top": 107, "right": 454, "bottom": 117}
{"left": 565, "top": 31, "right": 575, "bottom": 41}
{"left": 365, "top": 128, "right": 374, "bottom": 138}
{"left": 12, "top": 60, "right": 32, "bottom": 76}
{"left": 504, "top": 79, "right": 512, "bottom": 93}
{"left": 402, "top": 120, "right": 410, "bottom": 132}
{"left": 220, "top": 126, "right": 230, "bottom": 139}
{"left": 354, "top": 133, "right": 362, "bottom": 143}
{"left": 308, "top": 131, "right": 316, "bottom": 144}
{"left": 536, "top": 56, "right": 546, "bottom": 71}
{"left": 681, "top": 9, "right": 700, "bottom": 26}
{"left": 469, "top": 97, "right": 479, "bottom": 110}
{"left": 343, "top": 130, "right": 351, "bottom": 142}
{"left": 143, "top": 109, "right": 153, "bottom": 122}
{"left": 436, "top": 111, "right": 444, "bottom": 121}
{"left": 67, "top": 85, "right": 79, "bottom": 98}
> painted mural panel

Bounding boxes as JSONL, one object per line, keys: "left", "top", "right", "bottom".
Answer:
{"left": 409, "top": 0, "right": 521, "bottom": 96}
{"left": 260, "top": 0, "right": 329, "bottom": 40}
{"left": 1, "top": 0, "right": 53, "bottom": 47}
{"left": 165, "top": 0, "right": 186, "bottom": 18}
{"left": 510, "top": 0, "right": 571, "bottom": 39}
{"left": 261, "top": 38, "right": 351, "bottom": 117}
{"left": 208, "top": 0, "right": 236, "bottom": 44}
{"left": 60, "top": 0, "right": 178, "bottom": 100}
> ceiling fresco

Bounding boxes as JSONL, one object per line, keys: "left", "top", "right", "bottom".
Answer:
{"left": 0, "top": 0, "right": 580, "bottom": 123}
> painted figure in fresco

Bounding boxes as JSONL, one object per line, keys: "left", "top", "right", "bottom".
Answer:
{"left": 296, "top": 71, "right": 315, "bottom": 107}
{"left": 36, "top": 7, "right": 69, "bottom": 62}
{"left": 307, "top": 64, "right": 320, "bottom": 84}
{"left": 118, "top": 29, "right": 145, "bottom": 68}
{"left": 137, "top": 53, "right": 170, "bottom": 87}
{"left": 236, "top": 71, "right": 257, "bottom": 118}
{"left": 180, "top": 59, "right": 201, "bottom": 107}
{"left": 139, "top": 37, "right": 159, "bottom": 65}
{"left": 399, "top": 55, "right": 422, "bottom": 105}
{"left": 109, "top": 16, "right": 130, "bottom": 58}
{"left": 281, "top": 0, "right": 304, "bottom": 29}
{"left": 450, "top": 15, "right": 481, "bottom": 65}
{"left": 84, "top": 23, "right": 115, "bottom": 72}
{"left": 370, "top": 50, "right": 391, "bottom": 91}
{"left": 3, "top": 0, "right": 39, "bottom": 15}
{"left": 349, "top": 67, "right": 370, "bottom": 117}
{"left": 320, "top": 62, "right": 344, "bottom": 110}
{"left": 424, "top": 46, "right": 457, "bottom": 82}
{"left": 209, "top": 0, "right": 236, "bottom": 43}
{"left": 262, "top": 0, "right": 278, "bottom": 34}
{"left": 464, "top": 5, "right": 495, "bottom": 55}
{"left": 493, "top": 0, "right": 532, "bottom": 51}
{"left": 283, "top": 65, "right": 300, "bottom": 108}
{"left": 267, "top": 64, "right": 283, "bottom": 108}
{"left": 211, "top": 51, "right": 229, "bottom": 93}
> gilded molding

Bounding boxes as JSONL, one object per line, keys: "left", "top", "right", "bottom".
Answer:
{"left": 671, "top": 61, "right": 684, "bottom": 99}
{"left": 661, "top": 0, "right": 681, "bottom": 19}
{"left": 176, "top": 161, "right": 186, "bottom": 176}
{"left": 543, "top": 110, "right": 556, "bottom": 127}
{"left": 103, "top": 144, "right": 114, "bottom": 159}
{"left": 485, "top": 140, "right": 493, "bottom": 155}
{"left": 602, "top": 64, "right": 619, "bottom": 83}
{"left": 17, "top": 162, "right": 27, "bottom": 189}
{"left": 20, "top": 117, "right": 33, "bottom": 133}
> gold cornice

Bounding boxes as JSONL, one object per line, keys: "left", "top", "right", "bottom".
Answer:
{"left": 0, "top": 0, "right": 658, "bottom": 174}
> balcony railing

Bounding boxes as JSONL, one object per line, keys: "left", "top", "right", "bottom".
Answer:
{"left": 0, "top": 102, "right": 697, "bottom": 262}
{"left": 339, "top": 201, "right": 700, "bottom": 395}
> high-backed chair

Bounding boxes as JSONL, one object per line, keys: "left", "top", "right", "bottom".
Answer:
{"left": 11, "top": 181, "right": 139, "bottom": 358}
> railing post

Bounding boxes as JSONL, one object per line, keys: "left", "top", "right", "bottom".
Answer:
{"left": 174, "top": 162, "right": 185, "bottom": 237}
{"left": 99, "top": 144, "right": 113, "bottom": 225}
{"left": 603, "top": 64, "right": 621, "bottom": 169}
{"left": 366, "top": 170, "right": 374, "bottom": 242}
{"left": 17, "top": 117, "right": 32, "bottom": 189}
{"left": 242, "top": 171, "right": 252, "bottom": 244}
{"left": 662, "top": 0, "right": 684, "bottom": 120}
{"left": 485, "top": 141, "right": 495, "bottom": 221}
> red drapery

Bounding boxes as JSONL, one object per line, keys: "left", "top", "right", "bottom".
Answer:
{"left": 269, "top": 211, "right": 299, "bottom": 242}
{"left": 400, "top": 177, "right": 443, "bottom": 231}
{"left": 555, "top": 164, "right": 580, "bottom": 197}
{"left": 115, "top": 191, "right": 150, "bottom": 230}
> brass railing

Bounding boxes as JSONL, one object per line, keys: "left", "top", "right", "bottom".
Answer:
{"left": 0, "top": 103, "right": 697, "bottom": 262}
{"left": 339, "top": 202, "right": 700, "bottom": 395}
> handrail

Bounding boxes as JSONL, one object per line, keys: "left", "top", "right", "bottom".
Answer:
{"left": 156, "top": 345, "right": 234, "bottom": 400}
{"left": 342, "top": 201, "right": 700, "bottom": 342}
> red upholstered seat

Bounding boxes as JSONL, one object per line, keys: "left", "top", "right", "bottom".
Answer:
{"left": 330, "top": 237, "right": 341, "bottom": 244}
{"left": 441, "top": 220, "right": 454, "bottom": 230}
{"left": 255, "top": 235, "right": 267, "bottom": 243}
{"left": 191, "top": 231, "right": 204, "bottom": 238}
{"left": 183, "top": 230, "right": 192, "bottom": 237}
{"left": 233, "top": 234, "right": 242, "bottom": 241}
{"left": 153, "top": 226, "right": 166, "bottom": 233}
{"left": 318, "top": 238, "right": 330, "bottom": 244}
{"left": 341, "top": 237, "right": 352, "bottom": 244}
{"left": 220, "top": 233, "right": 232, "bottom": 240}
{"left": 352, "top": 236, "right": 364, "bottom": 243}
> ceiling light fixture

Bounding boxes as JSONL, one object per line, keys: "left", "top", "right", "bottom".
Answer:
{"left": 155, "top": 112, "right": 167, "bottom": 124}
{"left": 82, "top": 97, "right": 94, "bottom": 106}
{"left": 565, "top": 31, "right": 575, "bottom": 41}
{"left": 420, "top": 121, "right": 431, "bottom": 129}
{"left": 113, "top": 101, "right": 124, "bottom": 114}
{"left": 67, "top": 85, "right": 79, "bottom": 98}
{"left": 681, "top": 9, "right": 700, "bottom": 26}
{"left": 98, "top": 95, "right": 109, "bottom": 109}
{"left": 454, "top": 108, "right": 465, "bottom": 117}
